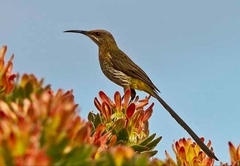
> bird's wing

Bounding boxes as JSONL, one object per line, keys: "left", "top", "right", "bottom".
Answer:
{"left": 110, "top": 50, "right": 160, "bottom": 93}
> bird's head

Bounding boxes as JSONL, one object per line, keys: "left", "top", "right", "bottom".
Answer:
{"left": 64, "top": 29, "right": 118, "bottom": 48}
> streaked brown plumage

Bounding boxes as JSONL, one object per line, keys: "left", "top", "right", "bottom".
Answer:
{"left": 64, "top": 29, "right": 218, "bottom": 160}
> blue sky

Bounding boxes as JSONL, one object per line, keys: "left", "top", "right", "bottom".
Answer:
{"left": 1, "top": 1, "right": 240, "bottom": 163}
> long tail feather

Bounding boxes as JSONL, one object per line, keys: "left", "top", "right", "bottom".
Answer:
{"left": 154, "top": 93, "right": 218, "bottom": 161}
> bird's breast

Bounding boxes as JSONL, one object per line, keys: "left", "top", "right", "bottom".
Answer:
{"left": 98, "top": 51, "right": 131, "bottom": 87}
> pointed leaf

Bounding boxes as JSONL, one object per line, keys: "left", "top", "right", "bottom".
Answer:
{"left": 92, "top": 113, "right": 102, "bottom": 129}
{"left": 25, "top": 81, "right": 33, "bottom": 97}
{"left": 141, "top": 150, "right": 158, "bottom": 157}
{"left": 114, "top": 118, "right": 126, "bottom": 132}
{"left": 131, "top": 144, "right": 148, "bottom": 152}
{"left": 139, "top": 133, "right": 156, "bottom": 146}
{"left": 87, "top": 111, "right": 95, "bottom": 122}
{"left": 117, "top": 128, "right": 129, "bottom": 142}
{"left": 146, "top": 136, "right": 162, "bottom": 150}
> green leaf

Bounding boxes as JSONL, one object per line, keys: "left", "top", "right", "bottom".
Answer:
{"left": 89, "top": 113, "right": 102, "bottom": 130}
{"left": 114, "top": 118, "right": 125, "bottom": 133}
{"left": 94, "top": 113, "right": 102, "bottom": 127}
{"left": 141, "top": 150, "right": 158, "bottom": 157}
{"left": 146, "top": 136, "right": 162, "bottom": 150}
{"left": 88, "top": 111, "right": 95, "bottom": 122}
{"left": 139, "top": 133, "right": 156, "bottom": 146}
{"left": 25, "top": 81, "right": 33, "bottom": 97}
{"left": 117, "top": 128, "right": 129, "bottom": 142}
{"left": 47, "top": 137, "right": 69, "bottom": 162}
{"left": 131, "top": 145, "right": 149, "bottom": 152}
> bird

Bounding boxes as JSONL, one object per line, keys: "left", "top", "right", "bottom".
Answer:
{"left": 64, "top": 29, "right": 218, "bottom": 160}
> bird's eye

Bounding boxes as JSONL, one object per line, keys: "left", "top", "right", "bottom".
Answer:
{"left": 95, "top": 32, "right": 101, "bottom": 36}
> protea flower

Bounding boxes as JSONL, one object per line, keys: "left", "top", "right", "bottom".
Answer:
{"left": 88, "top": 89, "right": 161, "bottom": 157}
{"left": 221, "top": 142, "right": 240, "bottom": 166}
{"left": 165, "top": 138, "right": 215, "bottom": 166}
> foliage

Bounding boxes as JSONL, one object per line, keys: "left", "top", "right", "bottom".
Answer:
{"left": 0, "top": 45, "right": 239, "bottom": 165}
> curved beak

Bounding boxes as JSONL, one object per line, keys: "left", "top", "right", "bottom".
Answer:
{"left": 63, "top": 30, "right": 88, "bottom": 35}
{"left": 64, "top": 29, "right": 99, "bottom": 45}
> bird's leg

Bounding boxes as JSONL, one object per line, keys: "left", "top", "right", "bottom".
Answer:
{"left": 130, "top": 88, "right": 136, "bottom": 102}
{"left": 121, "top": 88, "right": 136, "bottom": 102}
{"left": 121, "top": 88, "right": 127, "bottom": 101}
{"left": 121, "top": 96, "right": 124, "bottom": 101}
